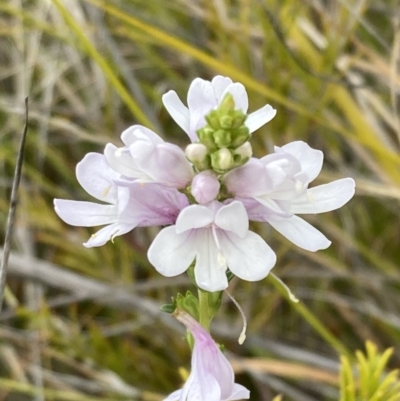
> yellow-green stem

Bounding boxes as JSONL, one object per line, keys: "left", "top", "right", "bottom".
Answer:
{"left": 268, "top": 275, "right": 351, "bottom": 358}
{"left": 198, "top": 289, "right": 211, "bottom": 332}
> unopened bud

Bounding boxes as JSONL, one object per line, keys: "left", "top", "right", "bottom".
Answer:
{"left": 231, "top": 126, "right": 250, "bottom": 148}
{"left": 232, "top": 141, "right": 252, "bottom": 168}
{"left": 219, "top": 93, "right": 235, "bottom": 113}
{"left": 219, "top": 115, "right": 233, "bottom": 129}
{"left": 205, "top": 111, "right": 220, "bottom": 130}
{"left": 191, "top": 170, "right": 220, "bottom": 204}
{"left": 186, "top": 143, "right": 211, "bottom": 170}
{"left": 211, "top": 148, "right": 233, "bottom": 173}
{"left": 197, "top": 127, "right": 217, "bottom": 151}
{"left": 213, "top": 129, "right": 231, "bottom": 148}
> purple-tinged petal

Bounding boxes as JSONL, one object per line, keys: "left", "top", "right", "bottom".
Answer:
{"left": 291, "top": 178, "right": 356, "bottom": 214}
{"left": 215, "top": 201, "right": 248, "bottom": 238}
{"left": 76, "top": 153, "right": 118, "bottom": 203}
{"left": 185, "top": 363, "right": 221, "bottom": 401}
{"left": 194, "top": 230, "right": 228, "bottom": 292}
{"left": 211, "top": 76, "right": 233, "bottom": 102}
{"left": 148, "top": 227, "right": 197, "bottom": 277}
{"left": 83, "top": 223, "right": 133, "bottom": 248}
{"left": 176, "top": 204, "right": 214, "bottom": 234}
{"left": 121, "top": 183, "right": 189, "bottom": 227}
{"left": 267, "top": 215, "right": 331, "bottom": 251}
{"left": 277, "top": 141, "right": 323, "bottom": 182}
{"left": 173, "top": 310, "right": 250, "bottom": 400}
{"left": 121, "top": 125, "right": 164, "bottom": 146}
{"left": 54, "top": 199, "right": 117, "bottom": 227}
{"left": 221, "top": 83, "right": 248, "bottom": 113}
{"left": 162, "top": 91, "right": 191, "bottom": 138}
{"left": 223, "top": 159, "right": 286, "bottom": 197}
{"left": 130, "top": 141, "right": 194, "bottom": 188}
{"left": 220, "top": 231, "right": 276, "bottom": 281}
{"left": 191, "top": 170, "right": 220, "bottom": 204}
{"left": 246, "top": 104, "right": 277, "bottom": 133}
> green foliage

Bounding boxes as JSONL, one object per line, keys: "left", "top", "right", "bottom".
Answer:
{"left": 340, "top": 341, "right": 400, "bottom": 401}
{"left": 0, "top": 0, "right": 400, "bottom": 400}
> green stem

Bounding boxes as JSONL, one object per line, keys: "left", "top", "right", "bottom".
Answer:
{"left": 268, "top": 275, "right": 351, "bottom": 358}
{"left": 198, "top": 289, "right": 211, "bottom": 332}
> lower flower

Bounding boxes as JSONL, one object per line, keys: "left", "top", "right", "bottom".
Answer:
{"left": 164, "top": 309, "right": 250, "bottom": 401}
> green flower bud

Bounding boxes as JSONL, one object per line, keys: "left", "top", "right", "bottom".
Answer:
{"left": 231, "top": 126, "right": 250, "bottom": 148}
{"left": 213, "top": 129, "right": 231, "bottom": 148}
{"left": 205, "top": 110, "right": 220, "bottom": 129}
{"left": 218, "top": 93, "right": 235, "bottom": 113}
{"left": 232, "top": 110, "right": 247, "bottom": 128}
{"left": 219, "top": 115, "right": 233, "bottom": 129}
{"left": 197, "top": 127, "right": 217, "bottom": 150}
{"left": 210, "top": 148, "right": 233, "bottom": 173}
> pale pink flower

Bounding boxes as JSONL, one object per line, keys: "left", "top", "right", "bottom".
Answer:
{"left": 54, "top": 153, "right": 189, "bottom": 247}
{"left": 104, "top": 124, "right": 194, "bottom": 188}
{"left": 148, "top": 200, "right": 276, "bottom": 291}
{"left": 163, "top": 309, "right": 250, "bottom": 401}
{"left": 162, "top": 76, "right": 276, "bottom": 142}
{"left": 224, "top": 141, "right": 355, "bottom": 251}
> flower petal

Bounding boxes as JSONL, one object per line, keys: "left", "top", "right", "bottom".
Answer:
{"left": 211, "top": 76, "right": 233, "bottom": 102}
{"left": 223, "top": 158, "right": 286, "bottom": 197}
{"left": 221, "top": 83, "right": 248, "bottom": 112}
{"left": 129, "top": 141, "right": 194, "bottom": 188}
{"left": 277, "top": 141, "right": 323, "bottom": 182}
{"left": 162, "top": 91, "right": 191, "bottom": 137}
{"left": 188, "top": 78, "right": 217, "bottom": 139}
{"left": 291, "top": 178, "right": 356, "bottom": 214}
{"left": 194, "top": 230, "right": 228, "bottom": 291}
{"left": 76, "top": 153, "right": 118, "bottom": 203}
{"left": 104, "top": 143, "right": 144, "bottom": 178}
{"left": 215, "top": 201, "right": 248, "bottom": 238}
{"left": 227, "top": 384, "right": 251, "bottom": 400}
{"left": 220, "top": 231, "right": 276, "bottom": 281}
{"left": 147, "top": 226, "right": 197, "bottom": 277}
{"left": 83, "top": 222, "right": 133, "bottom": 248}
{"left": 121, "top": 125, "right": 164, "bottom": 146}
{"left": 268, "top": 215, "right": 331, "bottom": 251}
{"left": 175, "top": 204, "right": 214, "bottom": 234}
{"left": 121, "top": 183, "right": 189, "bottom": 227}
{"left": 246, "top": 104, "right": 277, "bottom": 133}
{"left": 54, "top": 199, "right": 117, "bottom": 227}
{"left": 187, "top": 353, "right": 222, "bottom": 401}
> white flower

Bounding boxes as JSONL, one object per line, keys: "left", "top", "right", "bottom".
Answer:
{"left": 148, "top": 201, "right": 276, "bottom": 292}
{"left": 104, "top": 124, "right": 194, "bottom": 188}
{"left": 162, "top": 76, "right": 276, "bottom": 142}
{"left": 163, "top": 309, "right": 250, "bottom": 401}
{"left": 224, "top": 141, "right": 356, "bottom": 252}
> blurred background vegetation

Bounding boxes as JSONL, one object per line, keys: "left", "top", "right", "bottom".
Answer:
{"left": 1, "top": 0, "right": 400, "bottom": 399}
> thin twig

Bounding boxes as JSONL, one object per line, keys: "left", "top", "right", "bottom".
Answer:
{"left": 0, "top": 98, "right": 28, "bottom": 310}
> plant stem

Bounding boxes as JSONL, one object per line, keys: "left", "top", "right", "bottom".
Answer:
{"left": 198, "top": 289, "right": 211, "bottom": 332}
{"left": 268, "top": 275, "right": 351, "bottom": 358}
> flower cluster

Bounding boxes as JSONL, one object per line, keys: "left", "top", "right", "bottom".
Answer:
{"left": 55, "top": 75, "right": 355, "bottom": 292}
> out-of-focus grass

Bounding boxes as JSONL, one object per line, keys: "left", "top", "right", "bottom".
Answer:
{"left": 0, "top": 0, "right": 399, "bottom": 399}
